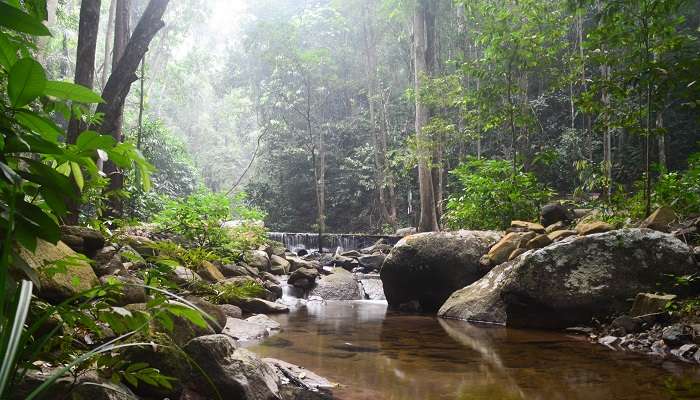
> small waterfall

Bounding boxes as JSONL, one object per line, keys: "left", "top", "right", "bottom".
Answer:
{"left": 268, "top": 232, "right": 402, "bottom": 253}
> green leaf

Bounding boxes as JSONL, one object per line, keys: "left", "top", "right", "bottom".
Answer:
{"left": 44, "top": 81, "right": 104, "bottom": 103}
{"left": 75, "top": 130, "right": 116, "bottom": 153}
{"left": 8, "top": 58, "right": 46, "bottom": 108}
{"left": 70, "top": 162, "right": 84, "bottom": 191}
{"left": 0, "top": 2, "right": 51, "bottom": 36}
{"left": 0, "top": 32, "right": 18, "bottom": 70}
{"left": 15, "top": 110, "right": 62, "bottom": 141}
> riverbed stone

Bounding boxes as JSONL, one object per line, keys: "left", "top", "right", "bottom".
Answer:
{"left": 629, "top": 293, "right": 676, "bottom": 317}
{"left": 360, "top": 276, "right": 386, "bottom": 300}
{"left": 545, "top": 221, "right": 567, "bottom": 233}
{"left": 662, "top": 324, "right": 694, "bottom": 346}
{"left": 270, "top": 254, "right": 290, "bottom": 275}
{"left": 438, "top": 229, "right": 696, "bottom": 328}
{"left": 541, "top": 203, "right": 574, "bottom": 227}
{"left": 198, "top": 260, "right": 225, "bottom": 282}
{"left": 289, "top": 267, "right": 319, "bottom": 289}
{"left": 16, "top": 239, "right": 100, "bottom": 303}
{"left": 358, "top": 253, "right": 386, "bottom": 270}
{"left": 508, "top": 248, "right": 528, "bottom": 261}
{"left": 287, "top": 256, "right": 320, "bottom": 272}
{"left": 99, "top": 275, "right": 146, "bottom": 306}
{"left": 547, "top": 229, "right": 578, "bottom": 242}
{"left": 639, "top": 206, "right": 676, "bottom": 232}
{"left": 246, "top": 250, "right": 271, "bottom": 272}
{"left": 487, "top": 232, "right": 528, "bottom": 266}
{"left": 380, "top": 230, "right": 502, "bottom": 312}
{"left": 576, "top": 220, "right": 614, "bottom": 235}
{"left": 235, "top": 298, "right": 290, "bottom": 314}
{"left": 526, "top": 234, "right": 552, "bottom": 250}
{"left": 246, "top": 314, "right": 281, "bottom": 331}
{"left": 169, "top": 266, "right": 203, "bottom": 285}
{"left": 60, "top": 225, "right": 106, "bottom": 258}
{"left": 309, "top": 268, "right": 363, "bottom": 300}
{"left": 223, "top": 317, "right": 270, "bottom": 341}
{"left": 184, "top": 334, "right": 280, "bottom": 400}
{"left": 220, "top": 304, "right": 243, "bottom": 319}
{"left": 511, "top": 220, "right": 545, "bottom": 233}
{"left": 264, "top": 358, "right": 336, "bottom": 399}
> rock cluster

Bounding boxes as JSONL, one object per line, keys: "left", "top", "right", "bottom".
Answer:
{"left": 14, "top": 225, "right": 337, "bottom": 400}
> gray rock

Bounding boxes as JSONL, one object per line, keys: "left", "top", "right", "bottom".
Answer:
{"left": 287, "top": 256, "right": 320, "bottom": 272}
{"left": 264, "top": 281, "right": 283, "bottom": 299}
{"left": 629, "top": 293, "right": 676, "bottom": 317}
{"left": 246, "top": 314, "right": 281, "bottom": 331}
{"left": 169, "top": 266, "right": 202, "bottom": 285}
{"left": 269, "top": 255, "right": 289, "bottom": 275}
{"left": 289, "top": 267, "right": 319, "bottom": 289}
{"left": 358, "top": 253, "right": 386, "bottom": 270}
{"left": 264, "top": 358, "right": 335, "bottom": 399}
{"left": 260, "top": 271, "right": 281, "bottom": 284}
{"left": 540, "top": 203, "right": 574, "bottom": 227}
{"left": 309, "top": 268, "right": 363, "bottom": 300}
{"left": 671, "top": 344, "right": 698, "bottom": 360}
{"left": 236, "top": 298, "right": 290, "bottom": 314}
{"left": 12, "top": 370, "right": 138, "bottom": 400}
{"left": 60, "top": 225, "right": 106, "bottom": 258}
{"left": 220, "top": 304, "right": 243, "bottom": 319}
{"left": 439, "top": 229, "right": 696, "bottom": 328}
{"left": 99, "top": 275, "right": 146, "bottom": 306}
{"left": 246, "top": 250, "right": 271, "bottom": 272}
{"left": 662, "top": 324, "right": 693, "bottom": 346}
{"left": 395, "top": 227, "right": 416, "bottom": 236}
{"left": 223, "top": 317, "right": 270, "bottom": 341}
{"left": 611, "top": 315, "right": 642, "bottom": 335}
{"left": 360, "top": 277, "right": 385, "bottom": 300}
{"left": 184, "top": 335, "right": 279, "bottom": 400}
{"left": 599, "top": 335, "right": 620, "bottom": 349}
{"left": 380, "top": 230, "right": 502, "bottom": 312}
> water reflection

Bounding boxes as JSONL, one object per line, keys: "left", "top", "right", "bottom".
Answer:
{"left": 246, "top": 301, "right": 700, "bottom": 400}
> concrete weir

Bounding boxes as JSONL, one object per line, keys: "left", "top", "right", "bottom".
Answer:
{"left": 267, "top": 232, "right": 402, "bottom": 252}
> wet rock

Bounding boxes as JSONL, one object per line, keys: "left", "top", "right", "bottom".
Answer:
{"left": 16, "top": 239, "right": 100, "bottom": 303}
{"left": 220, "top": 304, "right": 243, "bottom": 319}
{"left": 60, "top": 225, "right": 106, "bottom": 258}
{"left": 246, "top": 250, "right": 271, "bottom": 272}
{"left": 184, "top": 335, "right": 279, "bottom": 400}
{"left": 330, "top": 254, "right": 359, "bottom": 270}
{"left": 439, "top": 229, "right": 695, "bottom": 328}
{"left": 270, "top": 254, "right": 291, "bottom": 275}
{"left": 198, "top": 260, "right": 225, "bottom": 282}
{"left": 358, "top": 253, "right": 385, "bottom": 270}
{"left": 576, "top": 220, "right": 614, "bottom": 235}
{"left": 309, "top": 268, "right": 363, "bottom": 300}
{"left": 396, "top": 227, "right": 416, "bottom": 236}
{"left": 264, "top": 358, "right": 336, "bottom": 400}
{"left": 360, "top": 276, "right": 385, "bottom": 300}
{"left": 264, "top": 281, "right": 283, "bottom": 299}
{"left": 223, "top": 317, "right": 270, "bottom": 341}
{"left": 671, "top": 344, "right": 698, "bottom": 360}
{"left": 235, "top": 298, "right": 290, "bottom": 314}
{"left": 289, "top": 267, "right": 319, "bottom": 289}
{"left": 246, "top": 314, "right": 281, "bottom": 331}
{"left": 381, "top": 230, "right": 501, "bottom": 312}
{"left": 94, "top": 253, "right": 127, "bottom": 277}
{"left": 639, "top": 206, "right": 676, "bottom": 232}
{"left": 629, "top": 293, "right": 676, "bottom": 317}
{"left": 662, "top": 324, "right": 693, "bottom": 346}
{"left": 599, "top": 335, "right": 620, "bottom": 349}
{"left": 340, "top": 250, "right": 362, "bottom": 258}
{"left": 287, "top": 256, "right": 320, "bottom": 272}
{"left": 511, "top": 220, "right": 545, "bottom": 233}
{"left": 540, "top": 203, "right": 574, "bottom": 227}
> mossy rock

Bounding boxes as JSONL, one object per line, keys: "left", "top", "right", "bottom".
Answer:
{"left": 16, "top": 239, "right": 100, "bottom": 303}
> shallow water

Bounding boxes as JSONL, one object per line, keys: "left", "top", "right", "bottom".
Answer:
{"left": 247, "top": 301, "right": 700, "bottom": 400}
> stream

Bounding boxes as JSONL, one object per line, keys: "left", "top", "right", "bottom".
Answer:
{"left": 246, "top": 300, "right": 700, "bottom": 400}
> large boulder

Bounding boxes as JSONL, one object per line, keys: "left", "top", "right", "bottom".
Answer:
{"left": 184, "top": 334, "right": 280, "bottom": 400}
{"left": 287, "top": 256, "right": 320, "bottom": 272}
{"left": 380, "top": 230, "right": 502, "bottom": 312}
{"left": 438, "top": 229, "right": 696, "bottom": 328}
{"left": 309, "top": 268, "right": 363, "bottom": 300}
{"left": 269, "top": 254, "right": 290, "bottom": 275}
{"left": 288, "top": 267, "right": 319, "bottom": 289}
{"left": 16, "top": 240, "right": 100, "bottom": 303}
{"left": 60, "top": 225, "right": 105, "bottom": 258}
{"left": 198, "top": 261, "right": 225, "bottom": 282}
{"left": 358, "top": 253, "right": 385, "bottom": 270}
{"left": 540, "top": 203, "right": 574, "bottom": 227}
{"left": 639, "top": 206, "right": 676, "bottom": 232}
{"left": 235, "top": 298, "right": 290, "bottom": 314}
{"left": 246, "top": 250, "right": 271, "bottom": 272}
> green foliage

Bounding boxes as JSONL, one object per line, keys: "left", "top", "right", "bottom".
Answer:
{"left": 190, "top": 280, "right": 265, "bottom": 305}
{"left": 443, "top": 158, "right": 554, "bottom": 230}
{"left": 154, "top": 190, "right": 231, "bottom": 247}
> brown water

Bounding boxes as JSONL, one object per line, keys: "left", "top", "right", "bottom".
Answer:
{"left": 247, "top": 301, "right": 700, "bottom": 400}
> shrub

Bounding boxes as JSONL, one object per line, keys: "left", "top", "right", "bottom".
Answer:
{"left": 443, "top": 158, "right": 554, "bottom": 230}
{"left": 154, "top": 190, "right": 231, "bottom": 247}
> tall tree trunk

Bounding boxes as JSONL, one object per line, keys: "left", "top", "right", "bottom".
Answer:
{"left": 67, "top": 0, "right": 101, "bottom": 145}
{"left": 101, "top": 0, "right": 117, "bottom": 89}
{"left": 414, "top": 0, "right": 439, "bottom": 232}
{"left": 657, "top": 112, "right": 666, "bottom": 170}
{"left": 64, "top": 0, "right": 101, "bottom": 225}
{"left": 98, "top": 0, "right": 169, "bottom": 217}
{"left": 362, "top": 1, "right": 397, "bottom": 231}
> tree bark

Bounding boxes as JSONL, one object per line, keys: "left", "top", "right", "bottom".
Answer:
{"left": 101, "top": 0, "right": 117, "bottom": 89}
{"left": 98, "top": 0, "right": 169, "bottom": 217}
{"left": 66, "top": 0, "right": 101, "bottom": 145}
{"left": 414, "top": 0, "right": 439, "bottom": 232}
